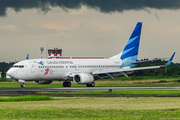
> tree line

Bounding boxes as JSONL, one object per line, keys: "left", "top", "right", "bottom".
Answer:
{"left": 132, "top": 59, "right": 180, "bottom": 77}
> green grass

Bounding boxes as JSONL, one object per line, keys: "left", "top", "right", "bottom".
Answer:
{"left": 1, "top": 97, "right": 180, "bottom": 119}
{"left": 0, "top": 96, "right": 52, "bottom": 102}
{"left": 2, "top": 107, "right": 180, "bottom": 120}
{"left": 38, "top": 90, "right": 180, "bottom": 95}
{"left": 103, "top": 76, "right": 180, "bottom": 81}
{"left": 2, "top": 75, "right": 180, "bottom": 82}
{"left": 1, "top": 77, "right": 180, "bottom": 119}
{"left": 1, "top": 79, "right": 180, "bottom": 88}
{"left": 0, "top": 78, "right": 13, "bottom": 82}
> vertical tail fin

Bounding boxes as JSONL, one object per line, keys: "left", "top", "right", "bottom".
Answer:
{"left": 120, "top": 22, "right": 142, "bottom": 68}
{"left": 120, "top": 22, "right": 142, "bottom": 61}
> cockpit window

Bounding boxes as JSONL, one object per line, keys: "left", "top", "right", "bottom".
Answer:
{"left": 13, "top": 65, "right": 24, "bottom": 68}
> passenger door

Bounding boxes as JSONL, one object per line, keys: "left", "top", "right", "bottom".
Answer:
{"left": 31, "top": 63, "right": 36, "bottom": 73}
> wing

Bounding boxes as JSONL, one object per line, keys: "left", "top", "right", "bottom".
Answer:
{"left": 93, "top": 52, "right": 175, "bottom": 78}
{"left": 92, "top": 65, "right": 162, "bottom": 75}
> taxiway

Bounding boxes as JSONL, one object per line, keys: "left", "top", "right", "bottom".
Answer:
{"left": 1, "top": 87, "right": 180, "bottom": 97}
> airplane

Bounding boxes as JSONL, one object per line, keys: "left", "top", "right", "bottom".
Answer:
{"left": 7, "top": 22, "right": 175, "bottom": 88}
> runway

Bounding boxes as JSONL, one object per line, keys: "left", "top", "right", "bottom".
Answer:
{"left": 1, "top": 87, "right": 180, "bottom": 97}
{"left": 1, "top": 86, "right": 180, "bottom": 92}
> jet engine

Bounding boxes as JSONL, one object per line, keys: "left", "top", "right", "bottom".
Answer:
{"left": 33, "top": 80, "right": 53, "bottom": 84}
{"left": 73, "top": 73, "right": 94, "bottom": 84}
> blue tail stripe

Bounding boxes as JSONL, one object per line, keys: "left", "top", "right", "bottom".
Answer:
{"left": 121, "top": 47, "right": 134, "bottom": 56}
{"left": 125, "top": 36, "right": 139, "bottom": 46}
{"left": 121, "top": 45, "right": 139, "bottom": 59}
{"left": 123, "top": 36, "right": 140, "bottom": 51}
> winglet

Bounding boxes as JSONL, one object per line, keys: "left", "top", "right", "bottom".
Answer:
{"left": 26, "top": 54, "right": 29, "bottom": 60}
{"left": 166, "top": 52, "right": 175, "bottom": 66}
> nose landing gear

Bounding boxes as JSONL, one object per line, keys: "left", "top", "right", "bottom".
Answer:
{"left": 20, "top": 83, "right": 25, "bottom": 88}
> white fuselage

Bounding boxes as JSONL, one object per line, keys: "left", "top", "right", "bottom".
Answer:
{"left": 7, "top": 58, "right": 122, "bottom": 81}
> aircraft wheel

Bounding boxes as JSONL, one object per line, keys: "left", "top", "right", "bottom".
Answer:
{"left": 67, "top": 82, "right": 71, "bottom": 87}
{"left": 91, "top": 82, "right": 95, "bottom": 87}
{"left": 63, "top": 82, "right": 67, "bottom": 87}
{"left": 20, "top": 83, "right": 25, "bottom": 88}
{"left": 86, "top": 82, "right": 95, "bottom": 87}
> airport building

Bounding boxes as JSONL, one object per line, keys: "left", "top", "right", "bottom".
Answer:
{"left": 48, "top": 47, "right": 106, "bottom": 59}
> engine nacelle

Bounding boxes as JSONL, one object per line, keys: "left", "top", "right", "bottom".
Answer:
{"left": 33, "top": 80, "right": 53, "bottom": 84}
{"left": 73, "top": 73, "right": 94, "bottom": 84}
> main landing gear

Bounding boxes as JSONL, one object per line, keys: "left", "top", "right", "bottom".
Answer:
{"left": 20, "top": 83, "right": 25, "bottom": 88}
{"left": 86, "top": 82, "right": 95, "bottom": 87}
{"left": 63, "top": 81, "right": 71, "bottom": 87}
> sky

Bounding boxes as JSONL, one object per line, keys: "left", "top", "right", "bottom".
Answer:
{"left": 0, "top": 0, "right": 180, "bottom": 63}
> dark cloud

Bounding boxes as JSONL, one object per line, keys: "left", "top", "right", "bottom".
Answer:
{"left": 1, "top": 0, "right": 180, "bottom": 16}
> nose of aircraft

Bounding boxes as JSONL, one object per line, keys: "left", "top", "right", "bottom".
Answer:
{"left": 7, "top": 68, "right": 15, "bottom": 78}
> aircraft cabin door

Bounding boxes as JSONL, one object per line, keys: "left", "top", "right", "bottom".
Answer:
{"left": 31, "top": 63, "right": 36, "bottom": 73}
